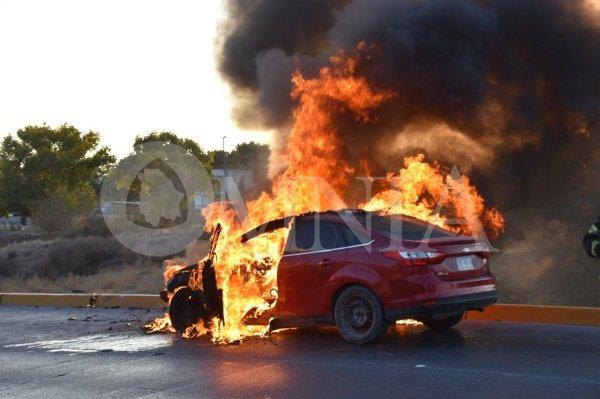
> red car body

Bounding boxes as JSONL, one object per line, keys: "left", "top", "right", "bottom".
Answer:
{"left": 258, "top": 210, "right": 498, "bottom": 329}
{"left": 166, "top": 209, "right": 498, "bottom": 344}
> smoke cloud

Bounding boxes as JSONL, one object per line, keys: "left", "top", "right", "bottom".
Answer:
{"left": 217, "top": 0, "right": 600, "bottom": 305}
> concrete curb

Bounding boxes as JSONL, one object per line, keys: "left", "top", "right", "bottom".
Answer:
{"left": 93, "top": 294, "right": 165, "bottom": 309}
{"left": 0, "top": 293, "right": 166, "bottom": 309}
{"left": 1, "top": 293, "right": 598, "bottom": 327}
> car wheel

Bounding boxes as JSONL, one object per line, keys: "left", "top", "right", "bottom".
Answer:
{"left": 334, "top": 285, "right": 388, "bottom": 344}
{"left": 168, "top": 286, "right": 207, "bottom": 334}
{"left": 420, "top": 312, "right": 464, "bottom": 330}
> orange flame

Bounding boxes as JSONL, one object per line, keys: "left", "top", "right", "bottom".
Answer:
{"left": 360, "top": 154, "right": 505, "bottom": 239}
{"left": 146, "top": 44, "right": 505, "bottom": 343}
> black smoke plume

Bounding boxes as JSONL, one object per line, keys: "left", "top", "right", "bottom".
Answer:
{"left": 217, "top": 0, "right": 600, "bottom": 305}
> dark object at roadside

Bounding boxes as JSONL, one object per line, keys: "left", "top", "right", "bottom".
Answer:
{"left": 583, "top": 217, "right": 600, "bottom": 258}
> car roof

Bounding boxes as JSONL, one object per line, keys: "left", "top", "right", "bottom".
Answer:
{"left": 239, "top": 209, "right": 437, "bottom": 242}
{"left": 240, "top": 210, "right": 367, "bottom": 242}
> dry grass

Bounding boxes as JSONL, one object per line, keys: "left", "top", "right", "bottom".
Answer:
{"left": 0, "top": 234, "right": 210, "bottom": 294}
{"left": 0, "top": 236, "right": 145, "bottom": 279}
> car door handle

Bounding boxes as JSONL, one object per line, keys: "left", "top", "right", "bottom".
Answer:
{"left": 318, "top": 259, "right": 335, "bottom": 267}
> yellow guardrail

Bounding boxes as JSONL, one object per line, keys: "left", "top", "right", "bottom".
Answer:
{"left": 0, "top": 293, "right": 598, "bottom": 327}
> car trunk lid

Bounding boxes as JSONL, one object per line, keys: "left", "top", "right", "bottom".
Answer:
{"left": 423, "top": 237, "right": 490, "bottom": 281}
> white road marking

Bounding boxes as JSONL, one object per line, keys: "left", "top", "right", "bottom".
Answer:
{"left": 4, "top": 334, "right": 172, "bottom": 354}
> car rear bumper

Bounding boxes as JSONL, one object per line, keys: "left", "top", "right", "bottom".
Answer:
{"left": 385, "top": 290, "right": 499, "bottom": 321}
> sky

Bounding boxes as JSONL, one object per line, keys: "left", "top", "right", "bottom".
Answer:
{"left": 0, "top": 0, "right": 272, "bottom": 159}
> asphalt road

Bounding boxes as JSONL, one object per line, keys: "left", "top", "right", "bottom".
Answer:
{"left": 0, "top": 306, "right": 598, "bottom": 398}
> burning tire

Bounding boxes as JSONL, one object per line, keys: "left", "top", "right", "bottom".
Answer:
{"left": 334, "top": 285, "right": 388, "bottom": 344}
{"left": 420, "top": 312, "right": 464, "bottom": 330}
{"left": 168, "top": 286, "right": 208, "bottom": 334}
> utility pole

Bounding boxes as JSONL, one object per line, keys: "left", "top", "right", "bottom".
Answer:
{"left": 222, "top": 136, "right": 227, "bottom": 176}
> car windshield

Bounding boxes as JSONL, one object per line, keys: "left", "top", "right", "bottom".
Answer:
{"left": 362, "top": 214, "right": 457, "bottom": 241}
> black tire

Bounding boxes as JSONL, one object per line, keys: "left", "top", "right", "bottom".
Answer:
{"left": 334, "top": 285, "right": 388, "bottom": 344}
{"left": 168, "top": 286, "right": 207, "bottom": 334}
{"left": 420, "top": 312, "right": 464, "bottom": 330}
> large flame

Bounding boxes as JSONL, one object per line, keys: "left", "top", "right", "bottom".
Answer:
{"left": 146, "top": 44, "right": 505, "bottom": 343}
{"left": 360, "top": 154, "right": 505, "bottom": 239}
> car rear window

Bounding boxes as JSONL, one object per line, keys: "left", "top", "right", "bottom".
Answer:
{"left": 366, "top": 214, "right": 456, "bottom": 240}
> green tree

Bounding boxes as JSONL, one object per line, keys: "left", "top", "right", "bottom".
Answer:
{"left": 104, "top": 132, "right": 214, "bottom": 228}
{"left": 227, "top": 142, "right": 271, "bottom": 197}
{"left": 209, "top": 142, "right": 270, "bottom": 173}
{"left": 211, "top": 150, "right": 227, "bottom": 171}
{"left": 133, "top": 132, "right": 213, "bottom": 171}
{"left": 227, "top": 142, "right": 270, "bottom": 171}
{"left": 33, "top": 184, "right": 97, "bottom": 233}
{"left": 0, "top": 124, "right": 115, "bottom": 214}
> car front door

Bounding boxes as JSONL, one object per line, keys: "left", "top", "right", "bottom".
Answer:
{"left": 276, "top": 218, "right": 347, "bottom": 318}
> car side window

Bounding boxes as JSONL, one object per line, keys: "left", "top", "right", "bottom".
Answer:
{"left": 285, "top": 220, "right": 346, "bottom": 253}
{"left": 291, "top": 220, "right": 315, "bottom": 252}
{"left": 318, "top": 221, "right": 345, "bottom": 250}
{"left": 340, "top": 225, "right": 372, "bottom": 246}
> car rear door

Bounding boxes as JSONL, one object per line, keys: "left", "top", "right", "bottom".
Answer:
{"left": 276, "top": 218, "right": 347, "bottom": 317}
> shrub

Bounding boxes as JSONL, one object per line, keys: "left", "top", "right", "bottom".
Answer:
{"left": 32, "top": 185, "right": 97, "bottom": 234}
{"left": 0, "top": 236, "right": 150, "bottom": 279}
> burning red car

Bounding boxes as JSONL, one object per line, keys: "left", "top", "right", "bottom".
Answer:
{"left": 164, "top": 209, "right": 498, "bottom": 344}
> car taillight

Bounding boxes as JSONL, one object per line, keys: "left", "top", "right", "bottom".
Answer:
{"left": 382, "top": 250, "right": 446, "bottom": 266}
